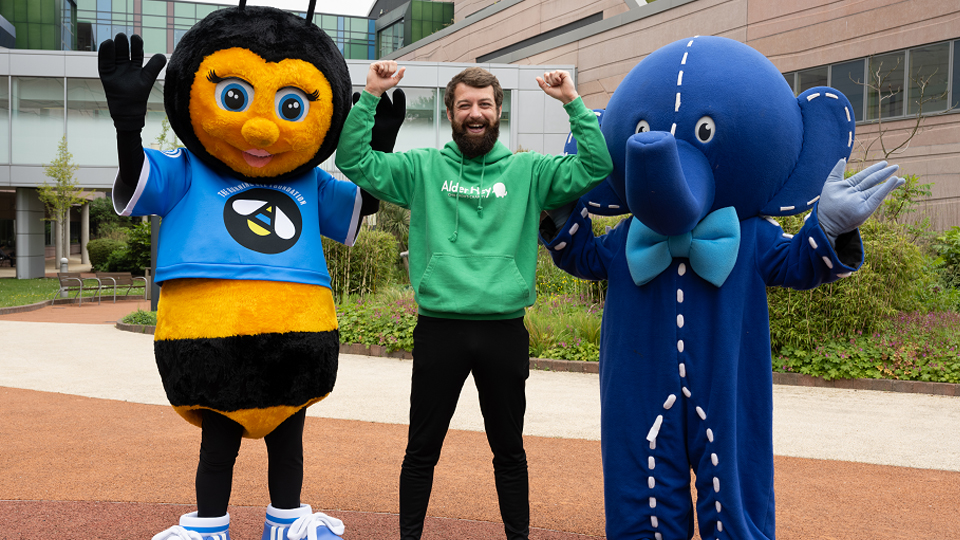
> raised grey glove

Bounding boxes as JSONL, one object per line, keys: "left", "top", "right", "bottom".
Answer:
{"left": 818, "top": 158, "right": 904, "bottom": 245}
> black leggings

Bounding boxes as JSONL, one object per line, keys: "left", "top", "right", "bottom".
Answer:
{"left": 196, "top": 408, "right": 306, "bottom": 517}
{"left": 400, "top": 315, "right": 530, "bottom": 540}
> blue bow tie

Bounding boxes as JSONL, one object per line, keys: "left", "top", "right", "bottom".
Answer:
{"left": 625, "top": 206, "right": 741, "bottom": 288}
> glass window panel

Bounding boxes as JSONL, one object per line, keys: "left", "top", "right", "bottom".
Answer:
{"left": 797, "top": 66, "right": 828, "bottom": 94}
{"left": 141, "top": 81, "right": 169, "bottom": 152}
{"left": 174, "top": 2, "right": 194, "bottom": 18}
{"left": 27, "top": 0, "right": 41, "bottom": 22}
{"left": 412, "top": 1, "right": 421, "bottom": 19}
{"left": 907, "top": 42, "right": 949, "bottom": 114}
{"left": 321, "top": 14, "right": 337, "bottom": 31}
{"left": 141, "top": 14, "right": 166, "bottom": 30}
{"left": 831, "top": 60, "right": 865, "bottom": 122}
{"left": 867, "top": 52, "right": 905, "bottom": 120}
{"left": 349, "top": 17, "right": 365, "bottom": 33}
{"left": 954, "top": 40, "right": 960, "bottom": 108}
{"left": 781, "top": 72, "right": 795, "bottom": 94}
{"left": 77, "top": 0, "right": 97, "bottom": 10}
{"left": 0, "top": 78, "right": 9, "bottom": 163}
{"left": 394, "top": 87, "right": 436, "bottom": 152}
{"left": 197, "top": 5, "right": 218, "bottom": 19}
{"left": 142, "top": 0, "right": 165, "bottom": 16}
{"left": 140, "top": 26, "right": 166, "bottom": 55}
{"left": 67, "top": 78, "right": 116, "bottom": 166}
{"left": 12, "top": 77, "right": 64, "bottom": 165}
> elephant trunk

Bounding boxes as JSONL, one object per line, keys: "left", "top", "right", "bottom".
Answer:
{"left": 625, "top": 131, "right": 715, "bottom": 236}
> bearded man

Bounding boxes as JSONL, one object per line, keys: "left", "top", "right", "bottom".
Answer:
{"left": 335, "top": 62, "right": 612, "bottom": 540}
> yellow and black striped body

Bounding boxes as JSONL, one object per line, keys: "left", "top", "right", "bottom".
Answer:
{"left": 154, "top": 278, "right": 338, "bottom": 438}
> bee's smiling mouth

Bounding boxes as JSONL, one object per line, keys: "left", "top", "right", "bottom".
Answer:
{"left": 243, "top": 148, "right": 274, "bottom": 168}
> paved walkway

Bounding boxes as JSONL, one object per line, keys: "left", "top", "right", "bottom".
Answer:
{"left": 1, "top": 301, "right": 959, "bottom": 539}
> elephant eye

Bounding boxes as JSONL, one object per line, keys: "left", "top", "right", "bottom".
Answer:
{"left": 695, "top": 116, "right": 716, "bottom": 143}
{"left": 635, "top": 120, "right": 651, "bottom": 134}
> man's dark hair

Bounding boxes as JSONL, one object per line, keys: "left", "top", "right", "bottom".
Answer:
{"left": 444, "top": 67, "right": 503, "bottom": 112}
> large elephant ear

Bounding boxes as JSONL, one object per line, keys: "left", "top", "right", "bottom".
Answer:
{"left": 759, "top": 86, "right": 856, "bottom": 216}
{"left": 563, "top": 108, "right": 630, "bottom": 216}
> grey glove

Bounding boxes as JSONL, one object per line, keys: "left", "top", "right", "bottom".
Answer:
{"left": 818, "top": 158, "right": 904, "bottom": 245}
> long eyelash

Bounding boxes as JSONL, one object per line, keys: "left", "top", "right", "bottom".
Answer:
{"left": 207, "top": 70, "right": 226, "bottom": 83}
{"left": 306, "top": 89, "right": 319, "bottom": 102}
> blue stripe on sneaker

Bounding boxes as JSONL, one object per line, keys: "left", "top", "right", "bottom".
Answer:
{"left": 270, "top": 515, "right": 300, "bottom": 525}
{"left": 184, "top": 525, "right": 228, "bottom": 534}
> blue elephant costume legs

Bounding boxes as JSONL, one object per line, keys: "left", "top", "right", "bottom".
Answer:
{"left": 598, "top": 253, "right": 776, "bottom": 540}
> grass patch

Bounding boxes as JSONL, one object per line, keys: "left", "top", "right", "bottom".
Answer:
{"left": 0, "top": 278, "right": 61, "bottom": 308}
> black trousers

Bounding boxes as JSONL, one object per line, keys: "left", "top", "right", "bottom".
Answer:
{"left": 196, "top": 408, "right": 306, "bottom": 517}
{"left": 400, "top": 315, "right": 530, "bottom": 540}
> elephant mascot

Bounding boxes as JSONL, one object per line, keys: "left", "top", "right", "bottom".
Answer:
{"left": 541, "top": 36, "right": 903, "bottom": 540}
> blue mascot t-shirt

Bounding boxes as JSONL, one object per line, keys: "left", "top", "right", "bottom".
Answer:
{"left": 114, "top": 147, "right": 361, "bottom": 288}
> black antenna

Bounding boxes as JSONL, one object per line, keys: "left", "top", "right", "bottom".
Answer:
{"left": 306, "top": 0, "right": 317, "bottom": 21}
{"left": 238, "top": 0, "right": 246, "bottom": 10}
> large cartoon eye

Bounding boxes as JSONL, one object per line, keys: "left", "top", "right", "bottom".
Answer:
{"left": 695, "top": 116, "right": 716, "bottom": 143}
{"left": 215, "top": 79, "right": 254, "bottom": 113}
{"left": 635, "top": 120, "right": 651, "bottom": 134}
{"left": 275, "top": 88, "right": 310, "bottom": 122}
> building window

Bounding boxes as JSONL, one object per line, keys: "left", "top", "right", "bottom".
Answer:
{"left": 783, "top": 39, "right": 959, "bottom": 124}
{"left": 378, "top": 19, "right": 404, "bottom": 58}
{"left": 830, "top": 59, "right": 865, "bottom": 122}
{"left": 907, "top": 42, "right": 950, "bottom": 115}
{"left": 67, "top": 78, "right": 117, "bottom": 166}
{"left": 867, "top": 51, "right": 905, "bottom": 120}
{"left": 797, "top": 66, "right": 828, "bottom": 95}
{"left": 11, "top": 77, "right": 65, "bottom": 166}
{"left": 0, "top": 77, "right": 9, "bottom": 164}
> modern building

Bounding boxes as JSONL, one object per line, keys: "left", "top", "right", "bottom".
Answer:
{"left": 2, "top": 0, "right": 959, "bottom": 280}
{"left": 381, "top": 0, "right": 960, "bottom": 230}
{"left": 0, "top": 0, "right": 569, "bottom": 279}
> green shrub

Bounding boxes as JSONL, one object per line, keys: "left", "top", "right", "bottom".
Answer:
{"left": 323, "top": 228, "right": 399, "bottom": 300}
{"left": 768, "top": 213, "right": 943, "bottom": 352}
{"left": 122, "top": 309, "right": 157, "bottom": 326}
{"left": 125, "top": 221, "right": 152, "bottom": 275}
{"left": 336, "top": 286, "right": 417, "bottom": 353}
{"left": 535, "top": 214, "right": 624, "bottom": 303}
{"left": 931, "top": 226, "right": 960, "bottom": 290}
{"left": 87, "top": 238, "right": 126, "bottom": 271}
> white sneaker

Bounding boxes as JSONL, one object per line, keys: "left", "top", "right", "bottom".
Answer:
{"left": 262, "top": 504, "right": 344, "bottom": 540}
{"left": 152, "top": 512, "right": 231, "bottom": 540}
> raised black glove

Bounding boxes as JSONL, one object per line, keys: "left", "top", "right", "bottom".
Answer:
{"left": 354, "top": 89, "right": 406, "bottom": 153}
{"left": 98, "top": 33, "right": 167, "bottom": 132}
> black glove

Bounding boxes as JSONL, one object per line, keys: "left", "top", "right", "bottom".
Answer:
{"left": 354, "top": 89, "right": 406, "bottom": 153}
{"left": 98, "top": 33, "right": 167, "bottom": 132}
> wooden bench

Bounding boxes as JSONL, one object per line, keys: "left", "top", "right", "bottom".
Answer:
{"left": 53, "top": 273, "right": 103, "bottom": 305}
{"left": 96, "top": 272, "right": 147, "bottom": 303}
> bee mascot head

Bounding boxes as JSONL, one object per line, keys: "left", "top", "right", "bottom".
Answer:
{"left": 165, "top": 0, "right": 351, "bottom": 182}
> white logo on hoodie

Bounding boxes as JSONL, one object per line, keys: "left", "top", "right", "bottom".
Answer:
{"left": 441, "top": 180, "right": 506, "bottom": 200}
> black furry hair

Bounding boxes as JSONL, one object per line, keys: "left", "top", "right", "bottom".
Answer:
{"left": 164, "top": 6, "right": 351, "bottom": 182}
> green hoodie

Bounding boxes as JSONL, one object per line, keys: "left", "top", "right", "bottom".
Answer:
{"left": 336, "top": 90, "right": 613, "bottom": 320}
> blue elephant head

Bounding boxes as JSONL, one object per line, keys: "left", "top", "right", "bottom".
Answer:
{"left": 600, "top": 36, "right": 855, "bottom": 236}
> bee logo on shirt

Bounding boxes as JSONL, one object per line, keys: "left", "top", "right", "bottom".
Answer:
{"left": 223, "top": 188, "right": 302, "bottom": 253}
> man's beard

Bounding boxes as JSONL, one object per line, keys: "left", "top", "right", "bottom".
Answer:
{"left": 451, "top": 118, "right": 500, "bottom": 159}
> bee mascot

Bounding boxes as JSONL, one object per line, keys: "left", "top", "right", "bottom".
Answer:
{"left": 542, "top": 36, "right": 903, "bottom": 540}
{"left": 98, "top": 1, "right": 403, "bottom": 538}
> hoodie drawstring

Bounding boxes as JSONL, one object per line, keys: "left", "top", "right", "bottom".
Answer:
{"left": 476, "top": 154, "right": 486, "bottom": 218}
{"left": 449, "top": 155, "right": 464, "bottom": 242}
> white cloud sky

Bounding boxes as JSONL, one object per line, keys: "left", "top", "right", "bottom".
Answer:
{"left": 190, "top": 0, "right": 378, "bottom": 18}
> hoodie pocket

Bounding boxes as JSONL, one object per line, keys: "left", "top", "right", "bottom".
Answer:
{"left": 417, "top": 253, "right": 532, "bottom": 315}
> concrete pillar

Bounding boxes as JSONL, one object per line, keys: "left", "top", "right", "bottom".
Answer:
{"left": 14, "top": 187, "right": 45, "bottom": 279}
{"left": 81, "top": 202, "right": 90, "bottom": 264}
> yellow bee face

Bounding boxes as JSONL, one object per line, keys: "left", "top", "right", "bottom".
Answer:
{"left": 188, "top": 47, "right": 334, "bottom": 178}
